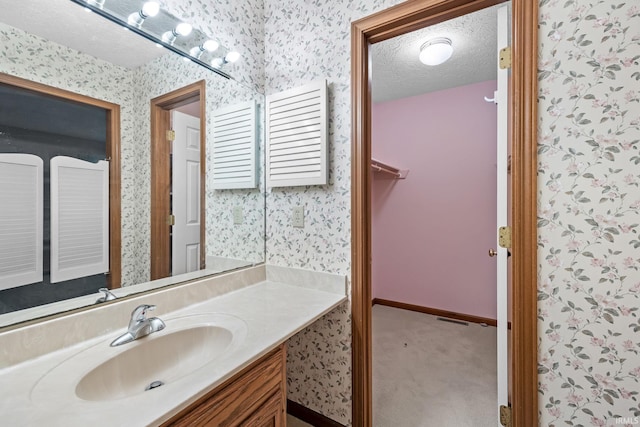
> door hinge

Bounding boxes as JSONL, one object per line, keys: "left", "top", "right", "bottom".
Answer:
{"left": 499, "top": 405, "right": 512, "bottom": 426}
{"left": 499, "top": 46, "right": 512, "bottom": 69}
{"left": 167, "top": 214, "right": 175, "bottom": 226}
{"left": 499, "top": 226, "right": 512, "bottom": 249}
{"left": 166, "top": 130, "right": 175, "bottom": 141}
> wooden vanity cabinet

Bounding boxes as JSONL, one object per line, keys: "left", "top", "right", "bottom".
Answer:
{"left": 162, "top": 344, "right": 286, "bottom": 427}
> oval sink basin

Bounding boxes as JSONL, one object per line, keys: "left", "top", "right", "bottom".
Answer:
{"left": 76, "top": 325, "right": 231, "bottom": 401}
{"left": 31, "top": 313, "right": 247, "bottom": 404}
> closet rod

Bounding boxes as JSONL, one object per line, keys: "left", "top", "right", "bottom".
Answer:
{"left": 371, "top": 163, "right": 401, "bottom": 177}
{"left": 371, "top": 158, "right": 409, "bottom": 179}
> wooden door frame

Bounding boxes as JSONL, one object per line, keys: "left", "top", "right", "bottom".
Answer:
{"left": 350, "top": 1, "right": 538, "bottom": 426}
{"left": 0, "top": 72, "right": 122, "bottom": 289}
{"left": 150, "top": 80, "right": 206, "bottom": 280}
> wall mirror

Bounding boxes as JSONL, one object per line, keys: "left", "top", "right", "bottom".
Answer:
{"left": 0, "top": 0, "right": 265, "bottom": 328}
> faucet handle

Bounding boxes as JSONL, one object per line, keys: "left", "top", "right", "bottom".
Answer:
{"left": 96, "top": 288, "right": 117, "bottom": 303}
{"left": 129, "top": 304, "right": 156, "bottom": 327}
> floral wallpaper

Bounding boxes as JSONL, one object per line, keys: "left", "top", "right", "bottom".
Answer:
{"left": 264, "top": 0, "right": 403, "bottom": 425}
{"left": 160, "top": 0, "right": 265, "bottom": 92}
{"left": 537, "top": 0, "right": 640, "bottom": 425}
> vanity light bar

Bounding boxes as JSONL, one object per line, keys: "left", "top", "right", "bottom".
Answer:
{"left": 74, "top": 0, "right": 236, "bottom": 79}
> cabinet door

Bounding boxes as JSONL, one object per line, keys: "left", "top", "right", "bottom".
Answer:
{"left": 162, "top": 345, "right": 286, "bottom": 427}
{"left": 239, "top": 392, "right": 284, "bottom": 427}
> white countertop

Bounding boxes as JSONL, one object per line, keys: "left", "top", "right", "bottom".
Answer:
{"left": 0, "top": 280, "right": 346, "bottom": 427}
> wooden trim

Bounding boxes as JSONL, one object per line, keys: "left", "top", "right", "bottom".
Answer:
{"left": 287, "top": 400, "right": 346, "bottom": 427}
{"left": 106, "top": 107, "right": 122, "bottom": 289}
{"left": 351, "top": 1, "right": 538, "bottom": 426}
{"left": 0, "top": 72, "right": 122, "bottom": 289}
{"left": 198, "top": 90, "right": 206, "bottom": 271}
{"left": 372, "top": 298, "right": 497, "bottom": 327}
{"left": 150, "top": 106, "right": 171, "bottom": 280}
{"left": 351, "top": 18, "right": 372, "bottom": 427}
{"left": 150, "top": 80, "right": 206, "bottom": 280}
{"left": 511, "top": 1, "right": 539, "bottom": 425}
{"left": 0, "top": 72, "right": 121, "bottom": 110}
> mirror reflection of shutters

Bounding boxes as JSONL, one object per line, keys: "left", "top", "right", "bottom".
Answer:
{"left": 50, "top": 156, "right": 109, "bottom": 283}
{"left": 211, "top": 100, "right": 258, "bottom": 190}
{"left": 0, "top": 154, "right": 43, "bottom": 291}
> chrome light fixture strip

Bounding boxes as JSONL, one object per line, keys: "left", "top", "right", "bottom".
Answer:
{"left": 70, "top": 0, "right": 234, "bottom": 80}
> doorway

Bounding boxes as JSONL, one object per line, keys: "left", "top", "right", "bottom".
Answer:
{"left": 370, "top": 5, "right": 504, "bottom": 421}
{"left": 150, "top": 81, "right": 206, "bottom": 280}
{"left": 351, "top": 1, "right": 538, "bottom": 426}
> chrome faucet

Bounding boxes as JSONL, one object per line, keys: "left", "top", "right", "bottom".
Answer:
{"left": 110, "top": 304, "right": 166, "bottom": 347}
{"left": 96, "top": 288, "right": 117, "bottom": 304}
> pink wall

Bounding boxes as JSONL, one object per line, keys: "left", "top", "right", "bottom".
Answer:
{"left": 372, "top": 80, "right": 497, "bottom": 320}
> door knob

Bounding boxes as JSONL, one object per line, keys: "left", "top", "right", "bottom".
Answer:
{"left": 489, "top": 249, "right": 497, "bottom": 257}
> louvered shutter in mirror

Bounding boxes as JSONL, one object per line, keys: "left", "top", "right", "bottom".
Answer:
{"left": 50, "top": 156, "right": 109, "bottom": 283}
{"left": 0, "top": 154, "right": 43, "bottom": 290}
{"left": 211, "top": 100, "right": 258, "bottom": 190}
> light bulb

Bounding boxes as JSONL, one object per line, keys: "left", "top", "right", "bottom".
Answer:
{"left": 128, "top": 2, "right": 159, "bottom": 28}
{"left": 225, "top": 51, "right": 240, "bottom": 63}
{"left": 419, "top": 37, "right": 453, "bottom": 66}
{"left": 202, "top": 40, "right": 219, "bottom": 52}
{"left": 86, "top": 0, "right": 105, "bottom": 9}
{"left": 162, "top": 23, "right": 192, "bottom": 45}
{"left": 176, "top": 23, "right": 192, "bottom": 36}
{"left": 211, "top": 57, "right": 224, "bottom": 69}
{"left": 190, "top": 40, "right": 219, "bottom": 59}
{"left": 141, "top": 1, "right": 160, "bottom": 17}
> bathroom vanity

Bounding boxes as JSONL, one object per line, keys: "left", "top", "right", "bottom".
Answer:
{"left": 164, "top": 344, "right": 286, "bottom": 426}
{"left": 0, "top": 265, "right": 346, "bottom": 426}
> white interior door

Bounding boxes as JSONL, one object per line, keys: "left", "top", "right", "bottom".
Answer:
{"left": 496, "top": 3, "right": 510, "bottom": 423}
{"left": 171, "top": 110, "right": 201, "bottom": 276}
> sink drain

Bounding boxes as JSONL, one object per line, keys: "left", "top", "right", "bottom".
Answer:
{"left": 145, "top": 380, "right": 165, "bottom": 391}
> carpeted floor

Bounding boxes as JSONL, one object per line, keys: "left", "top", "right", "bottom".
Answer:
{"left": 373, "top": 304, "right": 498, "bottom": 427}
{"left": 287, "top": 414, "right": 313, "bottom": 427}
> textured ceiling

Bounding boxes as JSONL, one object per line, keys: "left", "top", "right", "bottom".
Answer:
{"left": 372, "top": 4, "right": 503, "bottom": 103}
{"left": 0, "top": 0, "right": 166, "bottom": 69}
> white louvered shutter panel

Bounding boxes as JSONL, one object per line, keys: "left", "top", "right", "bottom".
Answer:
{"left": 211, "top": 100, "right": 258, "bottom": 189}
{"left": 0, "top": 154, "right": 43, "bottom": 290}
{"left": 50, "top": 156, "right": 109, "bottom": 283}
{"left": 266, "top": 80, "right": 328, "bottom": 187}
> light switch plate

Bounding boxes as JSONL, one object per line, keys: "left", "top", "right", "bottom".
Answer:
{"left": 233, "top": 206, "right": 243, "bottom": 225}
{"left": 292, "top": 206, "right": 304, "bottom": 228}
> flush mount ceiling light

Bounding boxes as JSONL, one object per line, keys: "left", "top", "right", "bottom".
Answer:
{"left": 419, "top": 37, "right": 453, "bottom": 66}
{"left": 127, "top": 1, "right": 160, "bottom": 29}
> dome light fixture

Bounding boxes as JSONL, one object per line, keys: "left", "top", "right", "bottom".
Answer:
{"left": 128, "top": 2, "right": 160, "bottom": 29}
{"left": 419, "top": 37, "right": 453, "bottom": 66}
